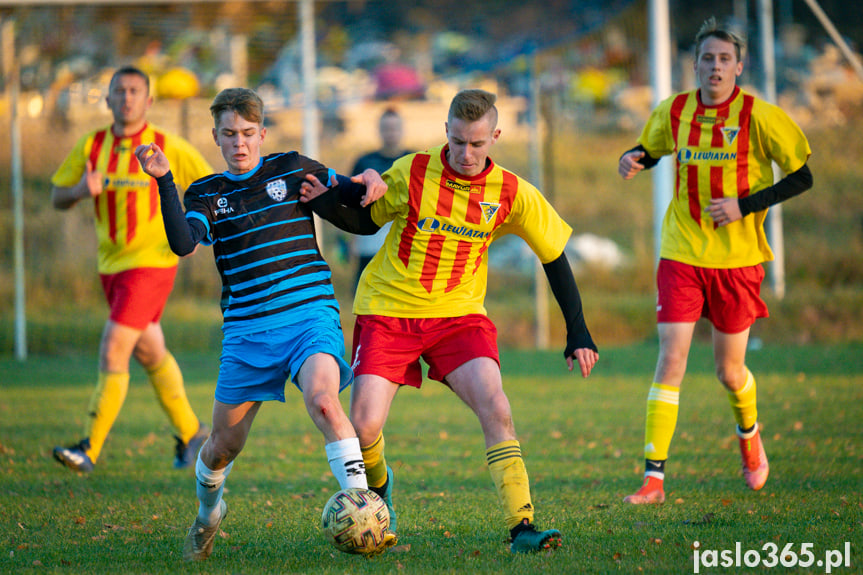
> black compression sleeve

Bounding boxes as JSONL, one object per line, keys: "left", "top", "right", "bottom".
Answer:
{"left": 307, "top": 185, "right": 381, "bottom": 235}
{"left": 334, "top": 174, "right": 368, "bottom": 208}
{"left": 155, "top": 171, "right": 204, "bottom": 256}
{"left": 621, "top": 144, "right": 660, "bottom": 169}
{"left": 542, "top": 252, "right": 598, "bottom": 357}
{"left": 737, "top": 164, "right": 813, "bottom": 217}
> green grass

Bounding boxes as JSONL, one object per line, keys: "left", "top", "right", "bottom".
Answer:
{"left": 1, "top": 344, "right": 861, "bottom": 574}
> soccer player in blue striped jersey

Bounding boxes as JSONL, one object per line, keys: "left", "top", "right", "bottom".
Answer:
{"left": 135, "top": 87, "right": 389, "bottom": 561}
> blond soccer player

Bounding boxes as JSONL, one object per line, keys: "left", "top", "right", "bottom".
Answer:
{"left": 618, "top": 17, "right": 813, "bottom": 504}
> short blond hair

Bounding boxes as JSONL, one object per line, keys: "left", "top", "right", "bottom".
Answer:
{"left": 695, "top": 16, "right": 746, "bottom": 62}
{"left": 448, "top": 89, "right": 498, "bottom": 127}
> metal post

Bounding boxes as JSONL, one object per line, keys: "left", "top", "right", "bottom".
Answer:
{"left": 299, "top": 0, "right": 323, "bottom": 250}
{"left": 758, "top": 0, "right": 785, "bottom": 299}
{"left": 4, "top": 19, "right": 27, "bottom": 360}
{"left": 527, "top": 48, "right": 549, "bottom": 350}
{"left": 648, "top": 0, "right": 673, "bottom": 262}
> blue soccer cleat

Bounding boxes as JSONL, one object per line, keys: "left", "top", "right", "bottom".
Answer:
{"left": 370, "top": 465, "right": 397, "bottom": 536}
{"left": 510, "top": 519, "right": 563, "bottom": 553}
{"left": 174, "top": 423, "right": 210, "bottom": 469}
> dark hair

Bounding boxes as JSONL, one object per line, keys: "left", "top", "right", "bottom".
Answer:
{"left": 695, "top": 16, "right": 746, "bottom": 61}
{"left": 109, "top": 65, "right": 150, "bottom": 93}
{"left": 380, "top": 107, "right": 401, "bottom": 121}
{"left": 448, "top": 89, "right": 498, "bottom": 127}
{"left": 209, "top": 88, "right": 265, "bottom": 126}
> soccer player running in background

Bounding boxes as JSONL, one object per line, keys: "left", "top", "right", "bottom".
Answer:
{"left": 348, "top": 107, "right": 411, "bottom": 290}
{"left": 51, "top": 65, "right": 212, "bottom": 473}
{"left": 308, "top": 88, "right": 599, "bottom": 553}
{"left": 617, "top": 17, "right": 813, "bottom": 504}
{"left": 134, "top": 87, "right": 389, "bottom": 561}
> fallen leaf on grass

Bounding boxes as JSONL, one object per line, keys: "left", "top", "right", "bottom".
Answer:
{"left": 683, "top": 513, "right": 714, "bottom": 526}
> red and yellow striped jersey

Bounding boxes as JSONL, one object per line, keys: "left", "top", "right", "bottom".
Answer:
{"left": 354, "top": 144, "right": 571, "bottom": 318}
{"left": 638, "top": 86, "right": 811, "bottom": 268}
{"left": 52, "top": 123, "right": 212, "bottom": 274}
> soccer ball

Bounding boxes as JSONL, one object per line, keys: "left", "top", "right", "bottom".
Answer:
{"left": 321, "top": 488, "right": 390, "bottom": 556}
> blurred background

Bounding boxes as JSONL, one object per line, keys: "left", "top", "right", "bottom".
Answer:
{"left": 1, "top": 0, "right": 862, "bottom": 356}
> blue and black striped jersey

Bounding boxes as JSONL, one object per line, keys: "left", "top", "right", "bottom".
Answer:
{"left": 183, "top": 152, "right": 338, "bottom": 336}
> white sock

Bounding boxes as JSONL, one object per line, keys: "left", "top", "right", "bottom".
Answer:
{"left": 325, "top": 437, "right": 368, "bottom": 489}
{"left": 195, "top": 456, "right": 233, "bottom": 525}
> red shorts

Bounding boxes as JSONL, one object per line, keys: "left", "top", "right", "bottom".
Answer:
{"left": 656, "top": 259, "right": 768, "bottom": 334}
{"left": 100, "top": 267, "right": 177, "bottom": 330}
{"left": 351, "top": 314, "right": 500, "bottom": 387}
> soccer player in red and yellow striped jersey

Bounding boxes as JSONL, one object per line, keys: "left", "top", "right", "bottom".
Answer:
{"left": 618, "top": 17, "right": 813, "bottom": 504}
{"left": 50, "top": 66, "right": 213, "bottom": 473}
{"left": 347, "top": 89, "right": 599, "bottom": 553}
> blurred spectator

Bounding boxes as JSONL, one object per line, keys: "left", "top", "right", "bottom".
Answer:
{"left": 350, "top": 107, "right": 411, "bottom": 290}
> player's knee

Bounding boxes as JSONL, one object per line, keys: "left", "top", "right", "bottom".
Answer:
{"left": 477, "top": 391, "right": 513, "bottom": 425}
{"left": 349, "top": 410, "right": 382, "bottom": 444}
{"left": 207, "top": 431, "right": 244, "bottom": 463}
{"left": 308, "top": 391, "right": 343, "bottom": 422}
{"left": 715, "top": 365, "right": 745, "bottom": 390}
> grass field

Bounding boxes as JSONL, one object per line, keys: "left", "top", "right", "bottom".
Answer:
{"left": 1, "top": 343, "right": 861, "bottom": 574}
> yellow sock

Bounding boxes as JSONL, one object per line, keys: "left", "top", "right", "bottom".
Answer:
{"left": 147, "top": 352, "right": 199, "bottom": 442}
{"left": 727, "top": 368, "right": 758, "bottom": 431}
{"left": 644, "top": 382, "right": 679, "bottom": 461}
{"left": 361, "top": 432, "right": 388, "bottom": 489}
{"left": 487, "top": 440, "right": 533, "bottom": 531}
{"left": 85, "top": 372, "right": 129, "bottom": 462}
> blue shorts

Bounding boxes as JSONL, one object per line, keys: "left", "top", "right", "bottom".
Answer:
{"left": 215, "top": 310, "right": 353, "bottom": 404}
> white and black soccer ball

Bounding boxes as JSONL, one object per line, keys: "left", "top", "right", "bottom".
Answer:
{"left": 321, "top": 488, "right": 390, "bottom": 556}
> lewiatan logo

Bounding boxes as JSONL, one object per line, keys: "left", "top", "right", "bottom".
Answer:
{"left": 417, "top": 217, "right": 490, "bottom": 239}
{"left": 677, "top": 148, "right": 737, "bottom": 164}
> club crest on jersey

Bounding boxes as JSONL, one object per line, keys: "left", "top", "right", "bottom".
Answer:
{"left": 721, "top": 127, "right": 740, "bottom": 146}
{"left": 266, "top": 179, "right": 288, "bottom": 201}
{"left": 479, "top": 201, "right": 500, "bottom": 223}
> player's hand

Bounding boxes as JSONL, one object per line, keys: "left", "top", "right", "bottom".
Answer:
{"left": 567, "top": 347, "right": 599, "bottom": 378}
{"left": 352, "top": 169, "right": 387, "bottom": 207}
{"left": 705, "top": 197, "right": 742, "bottom": 227}
{"left": 134, "top": 143, "right": 170, "bottom": 178}
{"left": 299, "top": 172, "right": 336, "bottom": 203}
{"left": 82, "top": 159, "right": 104, "bottom": 198}
{"left": 618, "top": 150, "right": 646, "bottom": 180}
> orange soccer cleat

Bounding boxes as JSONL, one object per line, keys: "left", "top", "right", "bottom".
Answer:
{"left": 738, "top": 424, "right": 769, "bottom": 491}
{"left": 623, "top": 475, "right": 666, "bottom": 504}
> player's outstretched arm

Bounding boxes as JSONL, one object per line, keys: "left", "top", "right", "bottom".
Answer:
{"left": 542, "top": 252, "right": 599, "bottom": 377}
{"left": 353, "top": 168, "right": 387, "bottom": 207}
{"left": 301, "top": 172, "right": 381, "bottom": 235}
{"left": 134, "top": 143, "right": 171, "bottom": 178}
{"left": 52, "top": 160, "right": 103, "bottom": 210}
{"left": 134, "top": 143, "right": 204, "bottom": 256}
{"left": 300, "top": 170, "right": 386, "bottom": 208}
